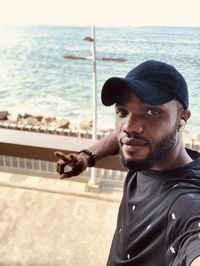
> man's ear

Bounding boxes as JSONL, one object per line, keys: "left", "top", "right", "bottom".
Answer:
{"left": 178, "top": 119, "right": 186, "bottom": 132}
{"left": 178, "top": 109, "right": 191, "bottom": 132}
{"left": 183, "top": 109, "right": 191, "bottom": 121}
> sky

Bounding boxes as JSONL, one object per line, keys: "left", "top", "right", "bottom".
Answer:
{"left": 0, "top": 0, "right": 200, "bottom": 27}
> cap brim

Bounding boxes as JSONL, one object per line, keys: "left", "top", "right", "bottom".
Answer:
{"left": 101, "top": 77, "right": 174, "bottom": 106}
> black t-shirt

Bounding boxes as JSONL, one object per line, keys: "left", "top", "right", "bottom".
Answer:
{"left": 107, "top": 149, "right": 200, "bottom": 266}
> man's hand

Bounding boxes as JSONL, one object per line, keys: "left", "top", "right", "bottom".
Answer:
{"left": 55, "top": 151, "right": 90, "bottom": 179}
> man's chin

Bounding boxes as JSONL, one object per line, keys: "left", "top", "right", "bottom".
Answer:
{"left": 122, "top": 152, "right": 149, "bottom": 162}
{"left": 121, "top": 158, "right": 155, "bottom": 172}
{"left": 120, "top": 152, "right": 155, "bottom": 172}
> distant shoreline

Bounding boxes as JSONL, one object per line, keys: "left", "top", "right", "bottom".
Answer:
{"left": 0, "top": 111, "right": 113, "bottom": 139}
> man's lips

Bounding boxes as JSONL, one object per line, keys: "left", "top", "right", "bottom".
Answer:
{"left": 120, "top": 136, "right": 148, "bottom": 147}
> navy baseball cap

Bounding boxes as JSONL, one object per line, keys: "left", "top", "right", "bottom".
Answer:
{"left": 101, "top": 60, "right": 189, "bottom": 109}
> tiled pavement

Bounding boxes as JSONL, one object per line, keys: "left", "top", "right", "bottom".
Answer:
{"left": 0, "top": 171, "right": 122, "bottom": 266}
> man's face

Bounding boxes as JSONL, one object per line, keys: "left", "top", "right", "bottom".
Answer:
{"left": 115, "top": 88, "right": 179, "bottom": 171}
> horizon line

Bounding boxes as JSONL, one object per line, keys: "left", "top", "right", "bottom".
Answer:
{"left": 0, "top": 21, "right": 200, "bottom": 29}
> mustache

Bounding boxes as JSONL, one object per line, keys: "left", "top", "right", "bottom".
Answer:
{"left": 120, "top": 133, "right": 150, "bottom": 146}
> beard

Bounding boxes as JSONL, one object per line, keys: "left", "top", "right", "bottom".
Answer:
{"left": 120, "top": 125, "right": 177, "bottom": 172}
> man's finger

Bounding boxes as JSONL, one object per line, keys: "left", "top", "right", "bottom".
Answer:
{"left": 60, "top": 171, "right": 74, "bottom": 179}
{"left": 55, "top": 158, "right": 66, "bottom": 174}
{"left": 60, "top": 169, "right": 80, "bottom": 179}
{"left": 59, "top": 162, "right": 67, "bottom": 175}
{"left": 54, "top": 151, "right": 70, "bottom": 163}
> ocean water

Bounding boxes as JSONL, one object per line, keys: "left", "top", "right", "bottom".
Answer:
{"left": 0, "top": 24, "right": 199, "bottom": 135}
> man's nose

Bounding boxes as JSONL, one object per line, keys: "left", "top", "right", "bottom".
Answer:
{"left": 122, "top": 115, "right": 143, "bottom": 135}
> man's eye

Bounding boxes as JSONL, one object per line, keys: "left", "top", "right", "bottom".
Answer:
{"left": 116, "top": 109, "right": 128, "bottom": 117}
{"left": 146, "top": 109, "right": 160, "bottom": 116}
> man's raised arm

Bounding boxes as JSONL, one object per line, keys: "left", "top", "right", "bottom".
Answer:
{"left": 55, "top": 131, "right": 119, "bottom": 179}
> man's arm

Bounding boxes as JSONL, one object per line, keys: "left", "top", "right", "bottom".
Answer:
{"left": 87, "top": 131, "right": 119, "bottom": 159}
{"left": 55, "top": 131, "right": 119, "bottom": 178}
{"left": 167, "top": 192, "right": 200, "bottom": 266}
{"left": 191, "top": 257, "right": 200, "bottom": 266}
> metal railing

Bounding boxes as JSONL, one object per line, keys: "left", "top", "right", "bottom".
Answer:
{"left": 0, "top": 128, "right": 126, "bottom": 187}
{"left": 0, "top": 127, "right": 199, "bottom": 188}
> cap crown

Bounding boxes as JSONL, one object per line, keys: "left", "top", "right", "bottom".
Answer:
{"left": 126, "top": 60, "right": 188, "bottom": 109}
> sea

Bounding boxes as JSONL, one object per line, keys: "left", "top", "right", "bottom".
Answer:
{"left": 0, "top": 24, "right": 199, "bottom": 135}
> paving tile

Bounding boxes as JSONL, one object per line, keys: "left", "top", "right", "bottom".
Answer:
{"left": 0, "top": 172, "right": 121, "bottom": 266}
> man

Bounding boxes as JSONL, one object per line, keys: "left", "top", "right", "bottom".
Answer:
{"left": 55, "top": 60, "right": 200, "bottom": 266}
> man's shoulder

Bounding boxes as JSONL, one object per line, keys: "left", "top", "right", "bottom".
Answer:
{"left": 169, "top": 190, "right": 200, "bottom": 219}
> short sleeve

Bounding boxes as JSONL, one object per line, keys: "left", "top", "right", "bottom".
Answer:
{"left": 166, "top": 192, "right": 200, "bottom": 266}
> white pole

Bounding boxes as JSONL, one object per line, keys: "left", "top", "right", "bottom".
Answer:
{"left": 91, "top": 26, "right": 97, "bottom": 140}
{"left": 90, "top": 26, "right": 97, "bottom": 186}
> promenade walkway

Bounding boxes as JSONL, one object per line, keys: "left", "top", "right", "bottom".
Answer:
{"left": 0, "top": 171, "right": 122, "bottom": 266}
